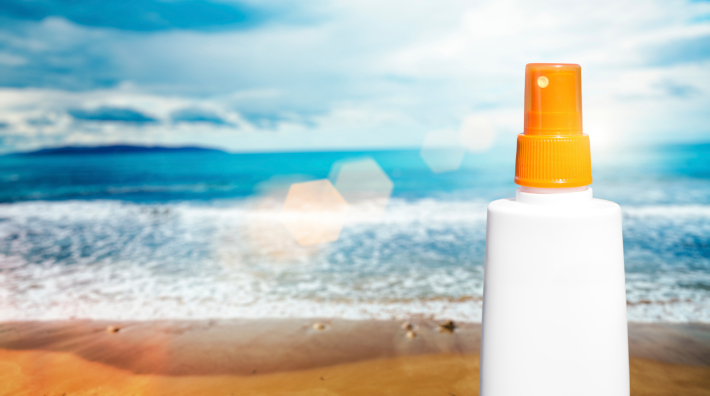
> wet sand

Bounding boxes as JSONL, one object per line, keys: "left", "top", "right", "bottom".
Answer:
{"left": 0, "top": 319, "right": 708, "bottom": 395}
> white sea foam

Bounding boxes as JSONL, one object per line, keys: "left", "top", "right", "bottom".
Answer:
{"left": 0, "top": 200, "right": 708, "bottom": 322}
{"left": 622, "top": 204, "right": 710, "bottom": 218}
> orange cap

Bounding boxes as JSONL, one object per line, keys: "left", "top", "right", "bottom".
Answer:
{"left": 515, "top": 63, "right": 592, "bottom": 188}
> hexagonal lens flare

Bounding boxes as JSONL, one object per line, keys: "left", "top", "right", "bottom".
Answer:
{"left": 215, "top": 175, "right": 324, "bottom": 267}
{"left": 460, "top": 114, "right": 497, "bottom": 153}
{"left": 420, "top": 130, "right": 465, "bottom": 173}
{"left": 329, "top": 157, "right": 394, "bottom": 221}
{"left": 281, "top": 179, "right": 349, "bottom": 246}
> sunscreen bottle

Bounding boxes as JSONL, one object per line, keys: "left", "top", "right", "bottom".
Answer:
{"left": 480, "top": 63, "right": 629, "bottom": 396}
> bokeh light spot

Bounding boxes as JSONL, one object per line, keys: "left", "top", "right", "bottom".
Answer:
{"left": 215, "top": 175, "right": 323, "bottom": 268}
{"left": 420, "top": 130, "right": 465, "bottom": 173}
{"left": 537, "top": 75, "right": 549, "bottom": 88}
{"left": 460, "top": 115, "right": 497, "bottom": 153}
{"left": 329, "top": 157, "right": 394, "bottom": 221}
{"left": 281, "top": 179, "right": 349, "bottom": 246}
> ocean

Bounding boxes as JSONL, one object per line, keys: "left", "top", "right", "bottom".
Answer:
{"left": 0, "top": 143, "right": 708, "bottom": 322}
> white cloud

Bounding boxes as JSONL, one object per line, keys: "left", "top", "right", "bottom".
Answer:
{"left": 0, "top": 0, "right": 708, "bottom": 153}
{"left": 0, "top": 52, "right": 27, "bottom": 66}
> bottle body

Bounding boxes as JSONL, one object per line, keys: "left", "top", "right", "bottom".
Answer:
{"left": 480, "top": 187, "right": 629, "bottom": 396}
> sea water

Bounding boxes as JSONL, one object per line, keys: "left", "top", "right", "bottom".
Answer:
{"left": 0, "top": 143, "right": 708, "bottom": 322}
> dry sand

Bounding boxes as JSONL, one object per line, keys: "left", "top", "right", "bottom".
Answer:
{"left": 0, "top": 319, "right": 708, "bottom": 395}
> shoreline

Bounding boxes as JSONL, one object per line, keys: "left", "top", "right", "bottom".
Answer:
{"left": 0, "top": 319, "right": 709, "bottom": 395}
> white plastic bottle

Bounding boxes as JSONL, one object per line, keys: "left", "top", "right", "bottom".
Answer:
{"left": 480, "top": 64, "right": 629, "bottom": 396}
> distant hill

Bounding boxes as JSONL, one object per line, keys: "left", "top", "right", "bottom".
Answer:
{"left": 18, "top": 145, "right": 225, "bottom": 156}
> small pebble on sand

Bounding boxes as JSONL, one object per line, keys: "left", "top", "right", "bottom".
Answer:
{"left": 106, "top": 326, "right": 120, "bottom": 334}
{"left": 406, "top": 330, "right": 417, "bottom": 339}
{"left": 312, "top": 322, "right": 326, "bottom": 331}
{"left": 438, "top": 320, "right": 456, "bottom": 333}
{"left": 401, "top": 322, "right": 414, "bottom": 331}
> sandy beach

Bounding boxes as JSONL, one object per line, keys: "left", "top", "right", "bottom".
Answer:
{"left": 0, "top": 319, "right": 708, "bottom": 395}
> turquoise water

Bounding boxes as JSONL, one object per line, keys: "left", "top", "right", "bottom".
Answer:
{"left": 0, "top": 149, "right": 514, "bottom": 203}
{"left": 0, "top": 143, "right": 708, "bottom": 322}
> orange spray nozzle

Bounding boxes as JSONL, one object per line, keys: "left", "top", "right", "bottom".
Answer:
{"left": 515, "top": 63, "right": 592, "bottom": 188}
{"left": 524, "top": 63, "right": 582, "bottom": 136}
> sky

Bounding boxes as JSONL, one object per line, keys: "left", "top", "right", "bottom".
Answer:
{"left": 0, "top": 0, "right": 708, "bottom": 154}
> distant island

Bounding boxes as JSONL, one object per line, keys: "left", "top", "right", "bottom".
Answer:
{"left": 17, "top": 145, "right": 225, "bottom": 156}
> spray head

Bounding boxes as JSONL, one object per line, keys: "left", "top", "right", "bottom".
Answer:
{"left": 524, "top": 63, "right": 582, "bottom": 136}
{"left": 515, "top": 63, "right": 592, "bottom": 188}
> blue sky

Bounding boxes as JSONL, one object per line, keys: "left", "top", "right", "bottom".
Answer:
{"left": 0, "top": 0, "right": 708, "bottom": 153}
